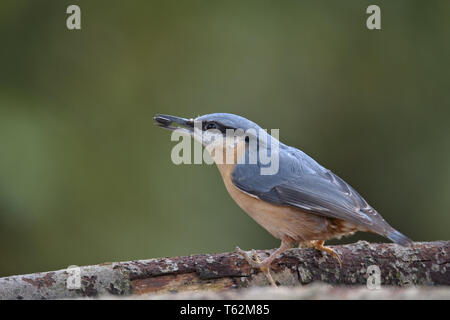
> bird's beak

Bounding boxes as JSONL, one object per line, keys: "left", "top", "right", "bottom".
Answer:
{"left": 154, "top": 114, "right": 194, "bottom": 133}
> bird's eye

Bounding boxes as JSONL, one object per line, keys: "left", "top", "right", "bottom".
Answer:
{"left": 205, "top": 122, "right": 218, "bottom": 130}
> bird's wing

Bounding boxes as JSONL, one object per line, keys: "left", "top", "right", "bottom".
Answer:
{"left": 231, "top": 146, "right": 389, "bottom": 234}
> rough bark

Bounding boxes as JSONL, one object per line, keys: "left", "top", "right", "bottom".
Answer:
{"left": 0, "top": 241, "right": 448, "bottom": 300}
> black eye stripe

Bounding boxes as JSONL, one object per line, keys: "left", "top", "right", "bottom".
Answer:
{"left": 203, "top": 121, "right": 228, "bottom": 133}
{"left": 202, "top": 121, "right": 239, "bottom": 135}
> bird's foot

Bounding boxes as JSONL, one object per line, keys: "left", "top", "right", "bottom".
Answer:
{"left": 235, "top": 247, "right": 263, "bottom": 268}
{"left": 312, "top": 240, "right": 342, "bottom": 268}
{"left": 235, "top": 246, "right": 277, "bottom": 287}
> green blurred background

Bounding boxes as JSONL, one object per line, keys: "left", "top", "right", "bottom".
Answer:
{"left": 0, "top": 1, "right": 449, "bottom": 277}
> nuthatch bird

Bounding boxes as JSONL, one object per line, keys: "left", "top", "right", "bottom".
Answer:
{"left": 154, "top": 113, "right": 412, "bottom": 287}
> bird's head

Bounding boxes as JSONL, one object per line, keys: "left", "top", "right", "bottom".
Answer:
{"left": 154, "top": 113, "right": 274, "bottom": 165}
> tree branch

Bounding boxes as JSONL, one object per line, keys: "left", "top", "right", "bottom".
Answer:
{"left": 0, "top": 241, "right": 448, "bottom": 299}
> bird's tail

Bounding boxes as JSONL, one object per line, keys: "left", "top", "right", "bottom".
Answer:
{"left": 386, "top": 229, "right": 413, "bottom": 246}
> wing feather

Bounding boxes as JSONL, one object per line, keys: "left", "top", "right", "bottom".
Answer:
{"left": 232, "top": 145, "right": 389, "bottom": 234}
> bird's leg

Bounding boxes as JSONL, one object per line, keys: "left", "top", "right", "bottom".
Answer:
{"left": 235, "top": 240, "right": 291, "bottom": 288}
{"left": 311, "top": 240, "right": 342, "bottom": 267}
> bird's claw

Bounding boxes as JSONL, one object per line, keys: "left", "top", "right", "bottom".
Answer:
{"left": 235, "top": 246, "right": 263, "bottom": 268}
{"left": 235, "top": 246, "right": 277, "bottom": 288}
{"left": 312, "top": 241, "right": 343, "bottom": 268}
{"left": 331, "top": 251, "right": 343, "bottom": 268}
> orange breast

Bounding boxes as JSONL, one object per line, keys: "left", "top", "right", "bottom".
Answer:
{"left": 211, "top": 139, "right": 357, "bottom": 243}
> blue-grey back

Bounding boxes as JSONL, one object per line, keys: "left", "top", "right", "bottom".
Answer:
{"left": 232, "top": 143, "right": 392, "bottom": 234}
